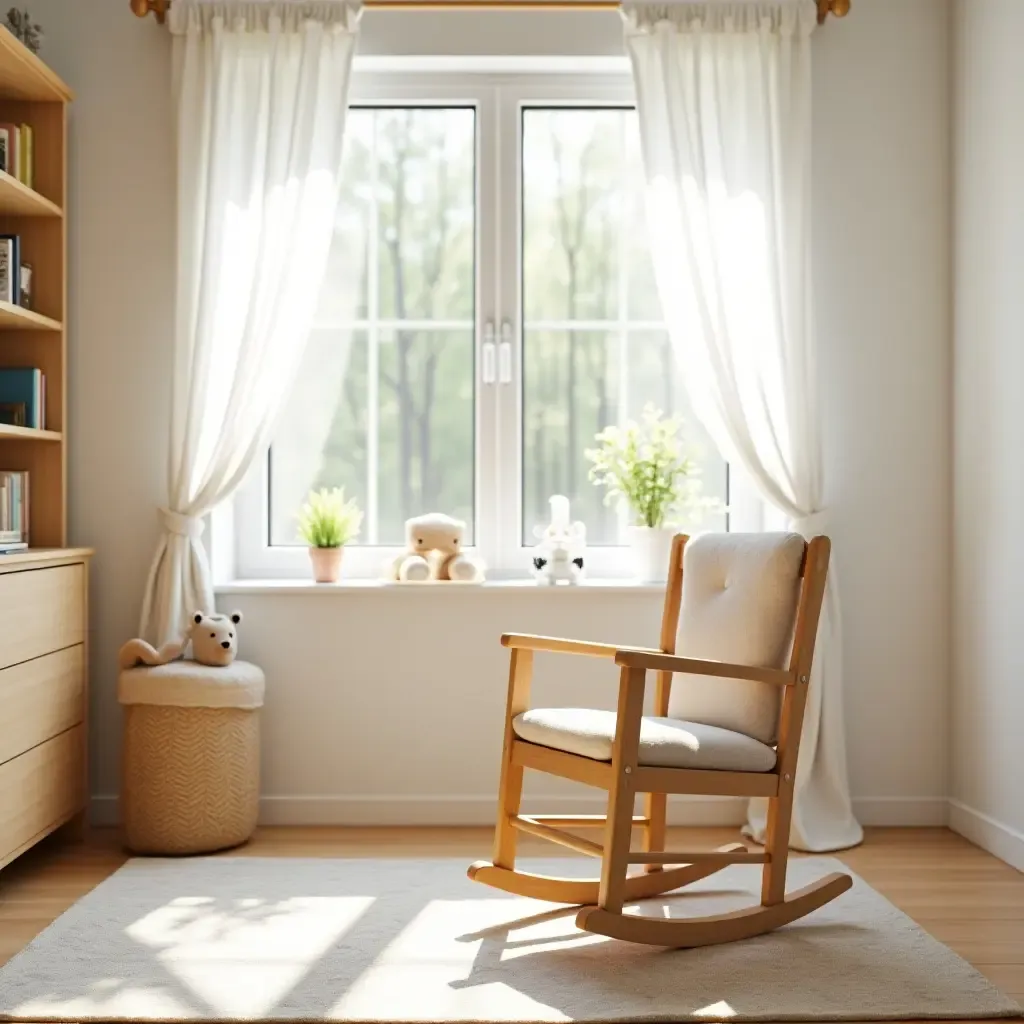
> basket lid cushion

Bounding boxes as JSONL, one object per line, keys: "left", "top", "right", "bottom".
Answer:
{"left": 119, "top": 659, "right": 265, "bottom": 709}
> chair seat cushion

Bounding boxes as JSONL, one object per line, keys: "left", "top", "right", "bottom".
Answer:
{"left": 513, "top": 708, "right": 777, "bottom": 773}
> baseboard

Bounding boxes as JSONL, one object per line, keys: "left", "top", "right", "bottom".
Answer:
{"left": 90, "top": 793, "right": 744, "bottom": 827}
{"left": 852, "top": 797, "right": 949, "bottom": 826}
{"left": 257, "top": 794, "right": 749, "bottom": 826}
{"left": 949, "top": 799, "right": 1024, "bottom": 872}
{"left": 91, "top": 793, "right": 949, "bottom": 829}
{"left": 90, "top": 795, "right": 120, "bottom": 826}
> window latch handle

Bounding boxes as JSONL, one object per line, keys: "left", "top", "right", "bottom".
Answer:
{"left": 499, "top": 319, "right": 514, "bottom": 384}
{"left": 482, "top": 320, "right": 496, "bottom": 385}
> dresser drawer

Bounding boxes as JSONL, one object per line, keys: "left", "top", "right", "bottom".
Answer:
{"left": 0, "top": 725, "right": 83, "bottom": 866}
{"left": 0, "top": 565, "right": 84, "bottom": 670}
{"left": 0, "top": 646, "right": 84, "bottom": 766}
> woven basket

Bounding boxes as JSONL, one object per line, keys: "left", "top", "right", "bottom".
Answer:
{"left": 122, "top": 703, "right": 260, "bottom": 855}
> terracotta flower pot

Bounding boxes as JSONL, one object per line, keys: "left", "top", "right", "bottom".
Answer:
{"left": 308, "top": 546, "right": 344, "bottom": 583}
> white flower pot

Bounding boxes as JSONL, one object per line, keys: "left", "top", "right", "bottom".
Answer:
{"left": 628, "top": 526, "right": 677, "bottom": 583}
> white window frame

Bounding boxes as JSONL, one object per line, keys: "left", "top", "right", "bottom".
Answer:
{"left": 233, "top": 66, "right": 763, "bottom": 581}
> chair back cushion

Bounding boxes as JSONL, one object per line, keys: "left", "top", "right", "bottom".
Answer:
{"left": 666, "top": 532, "right": 805, "bottom": 745}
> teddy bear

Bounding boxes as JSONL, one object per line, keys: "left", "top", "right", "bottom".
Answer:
{"left": 386, "top": 513, "right": 484, "bottom": 582}
{"left": 118, "top": 610, "right": 243, "bottom": 669}
{"left": 186, "top": 610, "right": 243, "bottom": 667}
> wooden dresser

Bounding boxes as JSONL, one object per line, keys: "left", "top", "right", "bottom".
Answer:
{"left": 0, "top": 549, "right": 91, "bottom": 871}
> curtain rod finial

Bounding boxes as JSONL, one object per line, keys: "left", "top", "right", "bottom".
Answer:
{"left": 130, "top": 0, "right": 168, "bottom": 23}
{"left": 817, "top": 0, "right": 851, "bottom": 24}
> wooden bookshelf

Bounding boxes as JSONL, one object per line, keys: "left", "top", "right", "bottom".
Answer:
{"left": 0, "top": 30, "right": 91, "bottom": 877}
{"left": 0, "top": 25, "right": 72, "bottom": 548}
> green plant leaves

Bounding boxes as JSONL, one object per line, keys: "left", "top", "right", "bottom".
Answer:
{"left": 584, "top": 403, "right": 721, "bottom": 528}
{"left": 296, "top": 487, "right": 364, "bottom": 548}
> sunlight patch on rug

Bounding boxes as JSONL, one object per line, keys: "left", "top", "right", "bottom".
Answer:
{"left": 0, "top": 856, "right": 1017, "bottom": 1023}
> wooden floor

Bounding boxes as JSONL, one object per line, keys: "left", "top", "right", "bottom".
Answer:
{"left": 0, "top": 825, "right": 1021, "bottom": 1018}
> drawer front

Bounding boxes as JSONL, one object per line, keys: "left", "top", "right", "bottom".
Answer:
{"left": 0, "top": 725, "right": 83, "bottom": 864}
{"left": 0, "top": 564, "right": 84, "bottom": 670}
{"left": 0, "top": 646, "right": 84, "bottom": 766}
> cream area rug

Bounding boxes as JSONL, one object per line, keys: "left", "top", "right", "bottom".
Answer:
{"left": 0, "top": 856, "right": 1017, "bottom": 1023}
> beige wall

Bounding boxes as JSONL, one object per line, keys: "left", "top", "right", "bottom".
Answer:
{"left": 950, "top": 0, "right": 1024, "bottom": 867}
{"left": 35, "top": 0, "right": 952, "bottom": 827}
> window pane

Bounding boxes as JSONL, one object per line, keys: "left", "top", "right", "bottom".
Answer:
{"left": 522, "top": 109, "right": 625, "bottom": 323}
{"left": 376, "top": 328, "right": 474, "bottom": 544}
{"left": 521, "top": 328, "right": 727, "bottom": 545}
{"left": 376, "top": 108, "right": 475, "bottom": 321}
{"left": 521, "top": 108, "right": 726, "bottom": 545}
{"left": 269, "top": 106, "right": 475, "bottom": 547}
{"left": 625, "top": 330, "right": 728, "bottom": 533}
{"left": 270, "top": 328, "right": 368, "bottom": 547}
{"left": 522, "top": 329, "right": 620, "bottom": 544}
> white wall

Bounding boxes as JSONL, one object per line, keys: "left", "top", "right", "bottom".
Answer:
{"left": 34, "top": 0, "right": 952, "bottom": 828}
{"left": 950, "top": 0, "right": 1024, "bottom": 867}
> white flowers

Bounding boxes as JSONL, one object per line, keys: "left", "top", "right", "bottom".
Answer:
{"left": 585, "top": 404, "right": 721, "bottom": 529}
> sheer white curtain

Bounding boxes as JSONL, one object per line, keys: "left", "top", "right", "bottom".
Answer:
{"left": 140, "top": 1, "right": 360, "bottom": 645}
{"left": 623, "top": 0, "right": 862, "bottom": 851}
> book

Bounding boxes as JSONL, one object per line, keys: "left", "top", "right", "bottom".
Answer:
{"left": 0, "top": 470, "right": 29, "bottom": 548}
{"left": 18, "top": 262, "right": 30, "bottom": 308}
{"left": 0, "top": 402, "right": 25, "bottom": 426}
{"left": 20, "top": 123, "right": 32, "bottom": 189}
{"left": 0, "top": 234, "right": 20, "bottom": 305}
{"left": 0, "top": 368, "right": 43, "bottom": 429}
{"left": 0, "top": 123, "right": 19, "bottom": 180}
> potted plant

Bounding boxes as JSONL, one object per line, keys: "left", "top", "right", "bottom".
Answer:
{"left": 586, "top": 404, "right": 719, "bottom": 582}
{"left": 297, "top": 487, "right": 363, "bottom": 583}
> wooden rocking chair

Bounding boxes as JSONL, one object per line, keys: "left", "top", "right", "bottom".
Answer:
{"left": 468, "top": 531, "right": 851, "bottom": 948}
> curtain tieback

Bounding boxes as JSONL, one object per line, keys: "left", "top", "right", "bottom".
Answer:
{"left": 160, "top": 508, "right": 205, "bottom": 539}
{"left": 792, "top": 509, "right": 828, "bottom": 539}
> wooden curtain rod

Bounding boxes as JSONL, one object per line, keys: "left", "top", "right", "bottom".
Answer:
{"left": 130, "top": 0, "right": 851, "bottom": 26}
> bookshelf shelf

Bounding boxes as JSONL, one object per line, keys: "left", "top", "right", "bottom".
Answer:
{"left": 0, "top": 423, "right": 59, "bottom": 441}
{"left": 0, "top": 302, "right": 60, "bottom": 331}
{"left": 0, "top": 28, "right": 72, "bottom": 103}
{"left": 0, "top": 170, "right": 60, "bottom": 217}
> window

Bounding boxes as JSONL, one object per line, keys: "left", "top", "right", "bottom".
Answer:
{"left": 236, "top": 71, "right": 750, "bottom": 580}
{"left": 268, "top": 106, "right": 477, "bottom": 548}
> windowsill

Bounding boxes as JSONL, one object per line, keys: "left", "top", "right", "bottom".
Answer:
{"left": 215, "top": 577, "right": 666, "bottom": 595}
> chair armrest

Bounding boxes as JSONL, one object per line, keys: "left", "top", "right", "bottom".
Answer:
{"left": 614, "top": 649, "right": 795, "bottom": 687}
{"left": 501, "top": 634, "right": 661, "bottom": 660}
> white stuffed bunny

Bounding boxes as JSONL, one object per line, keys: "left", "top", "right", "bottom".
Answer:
{"left": 530, "top": 495, "right": 586, "bottom": 585}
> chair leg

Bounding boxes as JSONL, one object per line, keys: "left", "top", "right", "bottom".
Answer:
{"left": 598, "top": 665, "right": 645, "bottom": 913}
{"left": 642, "top": 791, "right": 667, "bottom": 874}
{"left": 760, "top": 792, "right": 793, "bottom": 906}
{"left": 492, "top": 647, "right": 532, "bottom": 871}
{"left": 493, "top": 762, "right": 524, "bottom": 870}
{"left": 598, "top": 773, "right": 635, "bottom": 913}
